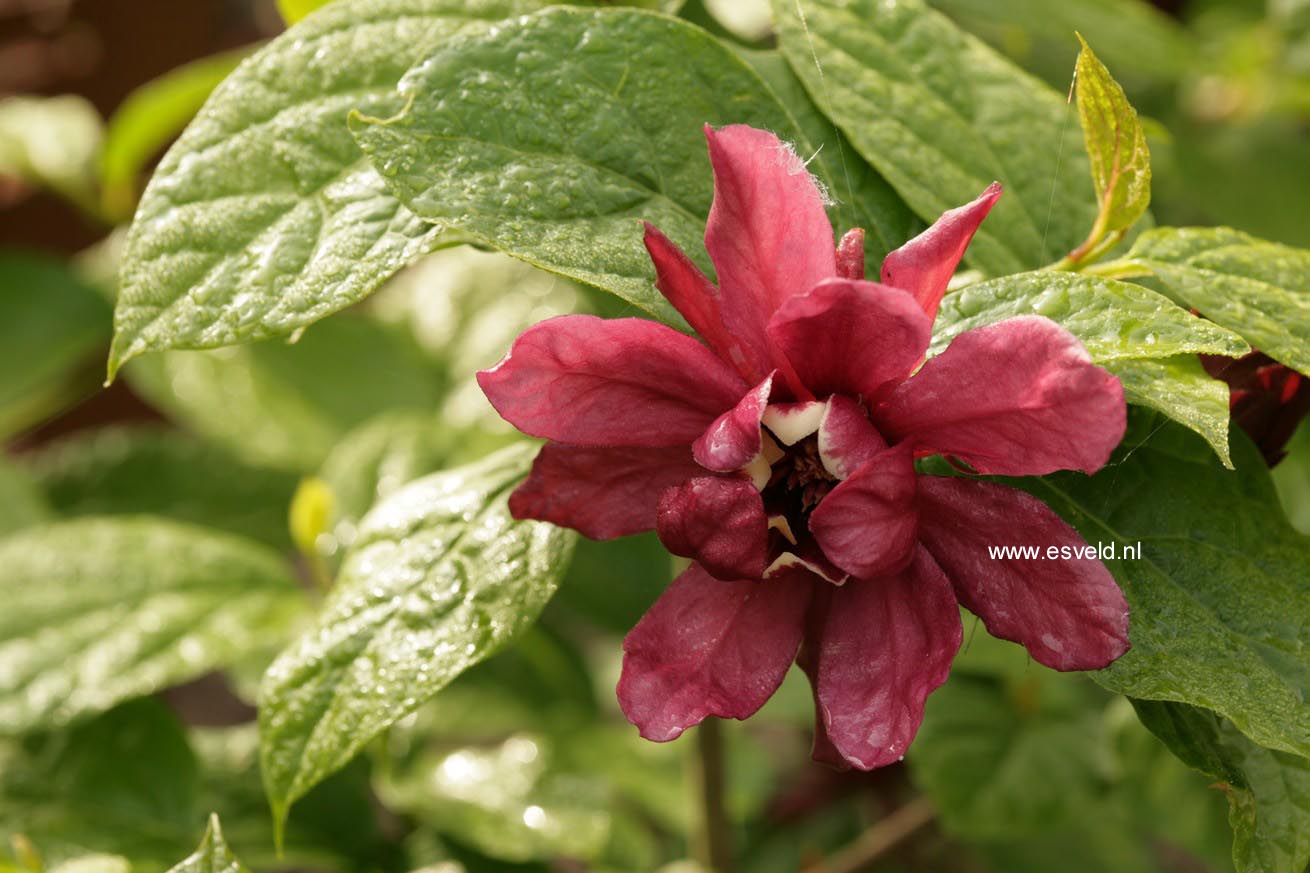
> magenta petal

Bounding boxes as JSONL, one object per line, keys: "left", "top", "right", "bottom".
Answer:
{"left": 818, "top": 395, "right": 887, "bottom": 480}
{"left": 478, "top": 315, "right": 748, "bottom": 447}
{"left": 796, "top": 585, "right": 848, "bottom": 768}
{"left": 809, "top": 444, "right": 918, "bottom": 579}
{"left": 694, "top": 373, "right": 775, "bottom": 472}
{"left": 808, "top": 548, "right": 962, "bottom": 770}
{"left": 836, "top": 228, "right": 865, "bottom": 280}
{"left": 618, "top": 563, "right": 814, "bottom": 741}
{"left": 657, "top": 477, "right": 769, "bottom": 580}
{"left": 509, "top": 443, "right": 702, "bottom": 540}
{"left": 917, "top": 476, "right": 1130, "bottom": 671}
{"left": 879, "top": 182, "right": 1002, "bottom": 322}
{"left": 876, "top": 316, "right": 1126, "bottom": 476}
{"left": 768, "top": 279, "right": 932, "bottom": 403}
{"left": 704, "top": 125, "right": 836, "bottom": 378}
{"left": 643, "top": 222, "right": 755, "bottom": 378}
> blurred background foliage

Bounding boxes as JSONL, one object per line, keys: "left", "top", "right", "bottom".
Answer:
{"left": 0, "top": 0, "right": 1307, "bottom": 872}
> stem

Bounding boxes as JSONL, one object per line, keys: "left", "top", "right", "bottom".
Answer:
{"left": 1076, "top": 257, "right": 1154, "bottom": 280}
{"left": 809, "top": 796, "right": 936, "bottom": 873}
{"left": 693, "top": 717, "right": 735, "bottom": 872}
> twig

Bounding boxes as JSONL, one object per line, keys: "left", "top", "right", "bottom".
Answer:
{"left": 692, "top": 717, "right": 736, "bottom": 872}
{"left": 808, "top": 796, "right": 937, "bottom": 873}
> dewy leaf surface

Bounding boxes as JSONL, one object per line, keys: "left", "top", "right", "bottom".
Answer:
{"left": 352, "top": 7, "right": 817, "bottom": 322}
{"left": 1129, "top": 227, "right": 1310, "bottom": 376}
{"left": 771, "top": 0, "right": 1098, "bottom": 277}
{"left": 109, "top": 0, "right": 547, "bottom": 377}
{"left": 1133, "top": 699, "right": 1310, "bottom": 873}
{"left": 1073, "top": 36, "right": 1151, "bottom": 239}
{"left": 1026, "top": 422, "right": 1310, "bottom": 763}
{"left": 259, "top": 444, "right": 576, "bottom": 826}
{"left": 931, "top": 271, "right": 1246, "bottom": 463}
{"left": 0, "top": 519, "right": 304, "bottom": 734}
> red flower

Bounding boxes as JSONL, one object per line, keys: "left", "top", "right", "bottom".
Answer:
{"left": 479, "top": 125, "right": 1130, "bottom": 769}
{"left": 1200, "top": 351, "right": 1310, "bottom": 467}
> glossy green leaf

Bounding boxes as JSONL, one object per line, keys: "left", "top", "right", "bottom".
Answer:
{"left": 771, "top": 0, "right": 1096, "bottom": 276}
{"left": 317, "top": 412, "right": 452, "bottom": 526}
{"left": 739, "top": 49, "right": 923, "bottom": 264}
{"left": 165, "top": 815, "right": 247, "bottom": 873}
{"left": 0, "top": 253, "right": 111, "bottom": 439}
{"left": 1073, "top": 36, "right": 1151, "bottom": 242}
{"left": 26, "top": 427, "right": 299, "bottom": 549}
{"left": 100, "top": 48, "right": 249, "bottom": 222}
{"left": 1104, "top": 356, "right": 1232, "bottom": 468}
{"left": 1026, "top": 420, "right": 1310, "bottom": 765}
{"left": 109, "top": 0, "right": 549, "bottom": 377}
{"left": 1129, "top": 227, "right": 1310, "bottom": 376}
{"left": 259, "top": 444, "right": 575, "bottom": 827}
{"left": 352, "top": 7, "right": 819, "bottom": 322}
{"left": 378, "top": 734, "right": 611, "bottom": 863}
{"left": 0, "top": 518, "right": 305, "bottom": 734}
{"left": 0, "top": 700, "right": 201, "bottom": 866}
{"left": 1134, "top": 700, "right": 1310, "bottom": 873}
{"left": 0, "top": 96, "right": 102, "bottom": 212}
{"left": 124, "top": 314, "right": 443, "bottom": 472}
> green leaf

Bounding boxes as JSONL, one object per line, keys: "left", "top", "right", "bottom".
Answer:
{"left": 1026, "top": 420, "right": 1310, "bottom": 765}
{"left": 25, "top": 426, "right": 299, "bottom": 549}
{"left": 165, "top": 815, "right": 247, "bottom": 873}
{"left": 0, "top": 699, "right": 201, "bottom": 865}
{"left": 1073, "top": 35, "right": 1151, "bottom": 244}
{"left": 259, "top": 443, "right": 575, "bottom": 828}
{"left": 913, "top": 668, "right": 1110, "bottom": 838}
{"left": 100, "top": 48, "right": 250, "bottom": 222}
{"left": 771, "top": 0, "right": 1097, "bottom": 276}
{"left": 0, "top": 455, "right": 49, "bottom": 537}
{"left": 738, "top": 49, "right": 923, "bottom": 265}
{"left": 1274, "top": 422, "right": 1310, "bottom": 535}
{"left": 378, "top": 734, "right": 612, "bottom": 863}
{"left": 1104, "top": 356, "right": 1233, "bottom": 468}
{"left": 124, "top": 314, "right": 444, "bottom": 472}
{"left": 351, "top": 7, "right": 815, "bottom": 322}
{"left": 0, "top": 253, "right": 111, "bottom": 439}
{"left": 317, "top": 412, "right": 452, "bottom": 525}
{"left": 1129, "top": 227, "right": 1310, "bottom": 376}
{"left": 276, "top": 0, "right": 335, "bottom": 23}
{"left": 0, "top": 518, "right": 305, "bottom": 734}
{"left": 931, "top": 271, "right": 1247, "bottom": 463}
{"left": 0, "top": 96, "right": 102, "bottom": 212}
{"left": 1133, "top": 700, "right": 1310, "bottom": 873}
{"left": 109, "top": 0, "right": 550, "bottom": 377}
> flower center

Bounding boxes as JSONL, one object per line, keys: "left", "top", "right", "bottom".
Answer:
{"left": 774, "top": 437, "right": 836, "bottom": 512}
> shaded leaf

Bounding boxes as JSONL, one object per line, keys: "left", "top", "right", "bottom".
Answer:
{"left": 0, "top": 455, "right": 49, "bottom": 537}
{"left": 771, "top": 0, "right": 1096, "bottom": 276}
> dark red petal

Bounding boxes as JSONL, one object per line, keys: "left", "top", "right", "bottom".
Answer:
{"left": 618, "top": 563, "right": 815, "bottom": 741}
{"left": 917, "top": 476, "right": 1130, "bottom": 671}
{"left": 704, "top": 124, "right": 836, "bottom": 381}
{"left": 768, "top": 279, "right": 931, "bottom": 403}
{"left": 694, "top": 373, "right": 774, "bottom": 472}
{"left": 809, "top": 444, "right": 918, "bottom": 579}
{"left": 478, "top": 315, "right": 748, "bottom": 447}
{"left": 807, "top": 548, "right": 962, "bottom": 769}
{"left": 876, "top": 316, "right": 1126, "bottom": 476}
{"left": 836, "top": 228, "right": 865, "bottom": 280}
{"left": 817, "top": 395, "right": 886, "bottom": 480}
{"left": 796, "top": 584, "right": 848, "bottom": 768}
{"left": 657, "top": 477, "right": 769, "bottom": 580}
{"left": 509, "top": 443, "right": 703, "bottom": 540}
{"left": 879, "top": 182, "right": 1002, "bottom": 322}
{"left": 643, "top": 222, "right": 755, "bottom": 377}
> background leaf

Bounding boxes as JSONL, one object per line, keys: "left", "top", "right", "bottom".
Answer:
{"left": 0, "top": 518, "right": 304, "bottom": 734}
{"left": 109, "top": 0, "right": 551, "bottom": 376}
{"left": 258, "top": 444, "right": 575, "bottom": 826}
{"left": 0, "top": 96, "right": 102, "bottom": 212}
{"left": 1103, "top": 355, "right": 1233, "bottom": 467}
{"left": 1130, "top": 227, "right": 1310, "bottom": 376}
{"left": 771, "top": 0, "right": 1097, "bottom": 276}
